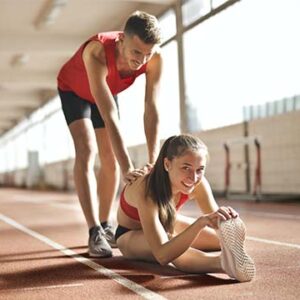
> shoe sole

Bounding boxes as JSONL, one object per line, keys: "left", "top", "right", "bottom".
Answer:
{"left": 88, "top": 251, "right": 113, "bottom": 258}
{"left": 218, "top": 218, "right": 256, "bottom": 282}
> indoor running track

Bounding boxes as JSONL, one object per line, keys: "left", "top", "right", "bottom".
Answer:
{"left": 0, "top": 188, "right": 299, "bottom": 300}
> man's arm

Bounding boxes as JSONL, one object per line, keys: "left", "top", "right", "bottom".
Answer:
{"left": 144, "top": 52, "right": 163, "bottom": 164}
{"left": 83, "top": 41, "right": 134, "bottom": 178}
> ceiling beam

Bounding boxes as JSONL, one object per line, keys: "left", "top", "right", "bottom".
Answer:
{"left": 0, "top": 34, "right": 85, "bottom": 54}
{"left": 0, "top": 71, "right": 57, "bottom": 89}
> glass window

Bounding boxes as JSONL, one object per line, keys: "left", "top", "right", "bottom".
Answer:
{"left": 158, "top": 41, "right": 181, "bottom": 138}
{"left": 158, "top": 9, "right": 176, "bottom": 43}
{"left": 212, "top": 0, "right": 229, "bottom": 9}
{"left": 182, "top": 0, "right": 211, "bottom": 27}
{"left": 183, "top": 0, "right": 300, "bottom": 130}
{"left": 295, "top": 95, "right": 300, "bottom": 110}
{"left": 119, "top": 40, "right": 180, "bottom": 146}
{"left": 285, "top": 97, "right": 295, "bottom": 112}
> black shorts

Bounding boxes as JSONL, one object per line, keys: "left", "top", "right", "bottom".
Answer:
{"left": 58, "top": 88, "right": 119, "bottom": 129}
{"left": 115, "top": 224, "right": 132, "bottom": 242}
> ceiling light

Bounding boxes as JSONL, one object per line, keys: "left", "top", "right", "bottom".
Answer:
{"left": 11, "top": 54, "right": 30, "bottom": 67}
{"left": 35, "top": 0, "right": 68, "bottom": 29}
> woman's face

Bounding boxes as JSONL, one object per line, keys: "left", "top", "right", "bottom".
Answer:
{"left": 164, "top": 149, "right": 207, "bottom": 195}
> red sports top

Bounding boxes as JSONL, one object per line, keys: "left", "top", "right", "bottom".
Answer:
{"left": 120, "top": 188, "right": 189, "bottom": 222}
{"left": 57, "top": 31, "right": 147, "bottom": 103}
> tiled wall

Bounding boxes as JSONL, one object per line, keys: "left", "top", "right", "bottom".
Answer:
{"left": 248, "top": 110, "right": 300, "bottom": 194}
{"left": 1, "top": 111, "right": 299, "bottom": 195}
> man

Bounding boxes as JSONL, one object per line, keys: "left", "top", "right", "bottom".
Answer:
{"left": 57, "top": 11, "right": 162, "bottom": 257}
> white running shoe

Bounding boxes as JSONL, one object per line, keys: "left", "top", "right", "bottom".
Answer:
{"left": 103, "top": 225, "right": 117, "bottom": 248}
{"left": 88, "top": 226, "right": 112, "bottom": 258}
{"left": 217, "top": 217, "right": 256, "bottom": 282}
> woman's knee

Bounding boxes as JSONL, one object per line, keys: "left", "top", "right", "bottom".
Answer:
{"left": 171, "top": 254, "right": 192, "bottom": 272}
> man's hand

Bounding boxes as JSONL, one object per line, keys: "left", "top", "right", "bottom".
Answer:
{"left": 142, "top": 163, "right": 154, "bottom": 173}
{"left": 123, "top": 163, "right": 154, "bottom": 184}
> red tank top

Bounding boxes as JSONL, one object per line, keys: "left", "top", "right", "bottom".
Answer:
{"left": 57, "top": 31, "right": 147, "bottom": 103}
{"left": 120, "top": 188, "right": 189, "bottom": 222}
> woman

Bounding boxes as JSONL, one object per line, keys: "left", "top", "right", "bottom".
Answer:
{"left": 115, "top": 134, "right": 256, "bottom": 282}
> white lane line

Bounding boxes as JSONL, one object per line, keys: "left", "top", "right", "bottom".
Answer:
{"left": 8, "top": 198, "right": 300, "bottom": 221}
{"left": 247, "top": 236, "right": 300, "bottom": 249}
{"left": 4, "top": 283, "right": 84, "bottom": 292}
{"left": 240, "top": 211, "right": 300, "bottom": 220}
{"left": 160, "top": 274, "right": 200, "bottom": 279}
{"left": 0, "top": 213, "right": 167, "bottom": 300}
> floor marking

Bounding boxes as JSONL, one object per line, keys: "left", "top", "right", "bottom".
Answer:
{"left": 5, "top": 283, "right": 83, "bottom": 292}
{"left": 247, "top": 236, "right": 300, "bottom": 249}
{"left": 240, "top": 211, "right": 300, "bottom": 220}
{"left": 0, "top": 213, "right": 167, "bottom": 300}
{"left": 8, "top": 198, "right": 300, "bottom": 221}
{"left": 160, "top": 274, "right": 200, "bottom": 279}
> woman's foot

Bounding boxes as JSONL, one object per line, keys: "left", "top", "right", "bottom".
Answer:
{"left": 217, "top": 217, "right": 256, "bottom": 282}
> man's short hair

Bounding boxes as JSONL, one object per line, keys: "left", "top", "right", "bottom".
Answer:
{"left": 124, "top": 11, "right": 161, "bottom": 44}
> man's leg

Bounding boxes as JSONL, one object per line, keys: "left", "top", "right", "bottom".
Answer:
{"left": 95, "top": 128, "right": 120, "bottom": 247}
{"left": 69, "top": 119, "right": 99, "bottom": 228}
{"left": 69, "top": 119, "right": 112, "bottom": 257}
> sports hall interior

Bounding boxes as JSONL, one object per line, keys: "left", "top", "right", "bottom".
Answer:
{"left": 0, "top": 1, "right": 299, "bottom": 299}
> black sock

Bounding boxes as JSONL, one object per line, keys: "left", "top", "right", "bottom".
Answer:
{"left": 101, "top": 221, "right": 108, "bottom": 229}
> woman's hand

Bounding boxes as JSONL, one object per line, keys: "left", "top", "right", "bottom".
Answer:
{"left": 203, "top": 206, "right": 239, "bottom": 229}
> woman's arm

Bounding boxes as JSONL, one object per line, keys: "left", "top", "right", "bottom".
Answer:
{"left": 191, "top": 176, "right": 219, "bottom": 214}
{"left": 137, "top": 191, "right": 222, "bottom": 265}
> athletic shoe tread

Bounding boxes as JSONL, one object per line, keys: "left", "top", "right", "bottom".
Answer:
{"left": 217, "top": 217, "right": 256, "bottom": 282}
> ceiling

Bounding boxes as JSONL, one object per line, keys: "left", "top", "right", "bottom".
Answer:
{"left": 0, "top": 0, "right": 176, "bottom": 136}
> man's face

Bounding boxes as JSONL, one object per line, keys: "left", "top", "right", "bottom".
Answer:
{"left": 121, "top": 34, "right": 157, "bottom": 70}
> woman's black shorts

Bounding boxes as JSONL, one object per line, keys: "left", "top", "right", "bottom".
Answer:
{"left": 58, "top": 88, "right": 119, "bottom": 129}
{"left": 115, "top": 225, "right": 132, "bottom": 242}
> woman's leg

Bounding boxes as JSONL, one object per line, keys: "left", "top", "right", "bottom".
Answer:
{"left": 174, "top": 214, "right": 220, "bottom": 251}
{"left": 117, "top": 228, "right": 222, "bottom": 274}
{"left": 117, "top": 229, "right": 156, "bottom": 262}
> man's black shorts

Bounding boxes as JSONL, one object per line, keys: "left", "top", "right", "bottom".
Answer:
{"left": 58, "top": 89, "right": 119, "bottom": 129}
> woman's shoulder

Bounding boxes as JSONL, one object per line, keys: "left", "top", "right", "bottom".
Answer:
{"left": 125, "top": 175, "right": 157, "bottom": 208}
{"left": 125, "top": 176, "right": 147, "bottom": 200}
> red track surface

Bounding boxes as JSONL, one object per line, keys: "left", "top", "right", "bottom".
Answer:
{"left": 0, "top": 188, "right": 299, "bottom": 299}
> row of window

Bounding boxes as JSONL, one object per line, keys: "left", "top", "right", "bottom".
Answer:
{"left": 1, "top": 0, "right": 300, "bottom": 172}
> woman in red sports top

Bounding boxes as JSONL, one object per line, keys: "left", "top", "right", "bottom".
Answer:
{"left": 116, "top": 134, "right": 256, "bottom": 282}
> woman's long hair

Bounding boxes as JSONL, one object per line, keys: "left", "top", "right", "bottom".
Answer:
{"left": 145, "top": 134, "right": 208, "bottom": 233}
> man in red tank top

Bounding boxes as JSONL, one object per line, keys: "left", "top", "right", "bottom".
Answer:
{"left": 57, "top": 11, "right": 162, "bottom": 257}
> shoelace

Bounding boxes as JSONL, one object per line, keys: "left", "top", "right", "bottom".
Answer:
{"left": 92, "top": 228, "right": 106, "bottom": 243}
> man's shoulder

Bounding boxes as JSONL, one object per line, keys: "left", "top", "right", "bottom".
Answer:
{"left": 97, "top": 31, "right": 123, "bottom": 43}
{"left": 82, "top": 40, "right": 107, "bottom": 68}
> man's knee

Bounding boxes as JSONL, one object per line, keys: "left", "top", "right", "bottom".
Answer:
{"left": 100, "top": 152, "right": 119, "bottom": 172}
{"left": 75, "top": 141, "right": 98, "bottom": 164}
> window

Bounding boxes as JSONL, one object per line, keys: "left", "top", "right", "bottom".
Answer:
{"left": 183, "top": 0, "right": 300, "bottom": 130}
{"left": 182, "top": 0, "right": 211, "bottom": 27}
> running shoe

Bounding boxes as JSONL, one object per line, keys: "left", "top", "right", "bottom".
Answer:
{"left": 103, "top": 224, "right": 117, "bottom": 248}
{"left": 88, "top": 226, "right": 112, "bottom": 257}
{"left": 217, "top": 217, "right": 256, "bottom": 282}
